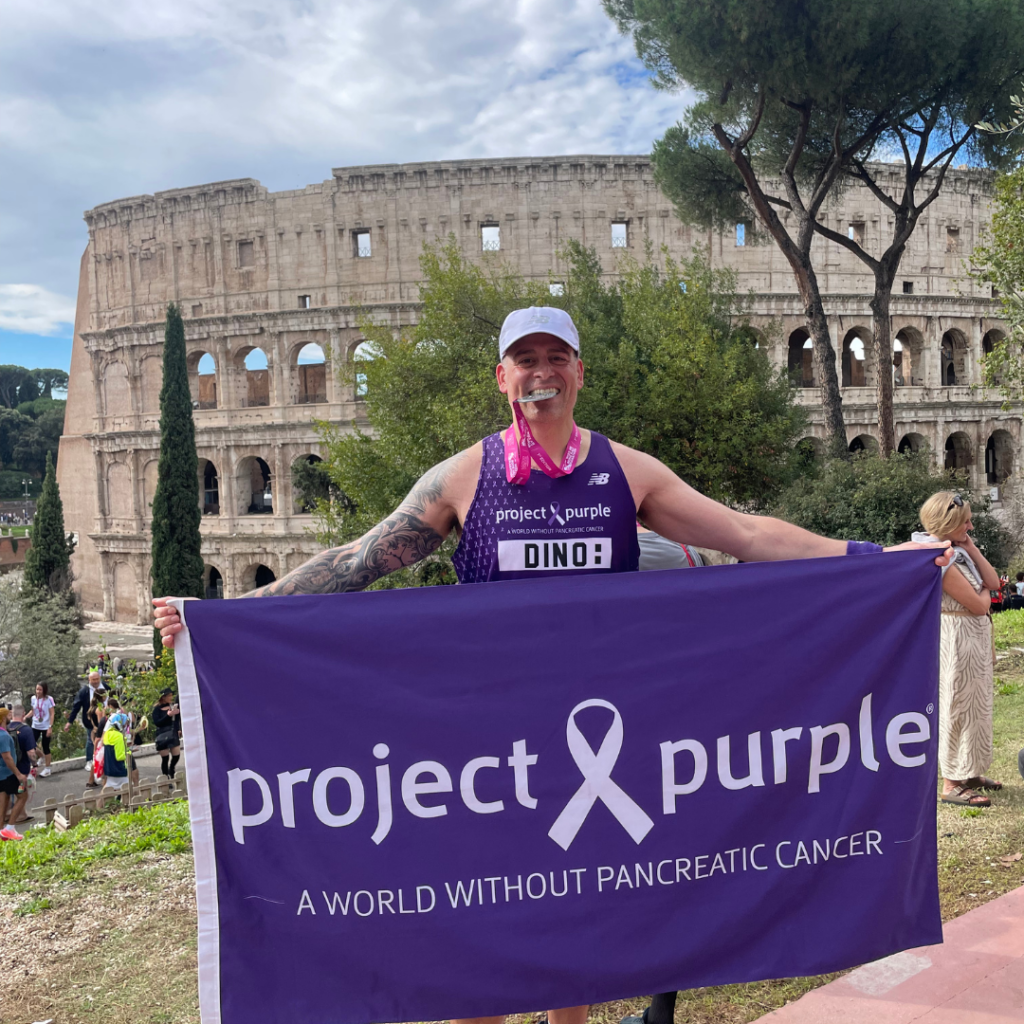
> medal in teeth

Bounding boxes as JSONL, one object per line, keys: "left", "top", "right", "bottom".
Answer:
{"left": 516, "top": 388, "right": 559, "bottom": 403}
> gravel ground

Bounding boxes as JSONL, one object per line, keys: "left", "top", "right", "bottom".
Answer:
{"left": 0, "top": 851, "right": 199, "bottom": 1024}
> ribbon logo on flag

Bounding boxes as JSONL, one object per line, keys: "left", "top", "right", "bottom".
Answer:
{"left": 548, "top": 699, "right": 654, "bottom": 851}
{"left": 548, "top": 503, "right": 565, "bottom": 526}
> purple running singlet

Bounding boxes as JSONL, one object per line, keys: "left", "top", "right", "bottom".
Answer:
{"left": 453, "top": 430, "right": 640, "bottom": 583}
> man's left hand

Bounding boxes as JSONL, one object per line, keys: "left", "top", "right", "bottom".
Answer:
{"left": 884, "top": 540, "right": 953, "bottom": 568}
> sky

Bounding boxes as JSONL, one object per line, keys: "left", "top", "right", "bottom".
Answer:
{"left": 0, "top": 0, "right": 688, "bottom": 374}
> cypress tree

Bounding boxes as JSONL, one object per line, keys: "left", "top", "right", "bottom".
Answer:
{"left": 23, "top": 450, "right": 73, "bottom": 594}
{"left": 150, "top": 303, "right": 204, "bottom": 652}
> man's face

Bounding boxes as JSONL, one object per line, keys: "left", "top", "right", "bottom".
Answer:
{"left": 496, "top": 334, "right": 584, "bottom": 424}
{"left": 89, "top": 674, "right": 100, "bottom": 688}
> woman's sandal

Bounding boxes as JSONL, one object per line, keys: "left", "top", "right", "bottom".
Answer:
{"left": 941, "top": 785, "right": 991, "bottom": 807}
{"left": 966, "top": 775, "right": 1003, "bottom": 791}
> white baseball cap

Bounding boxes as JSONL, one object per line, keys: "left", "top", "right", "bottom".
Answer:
{"left": 498, "top": 306, "right": 580, "bottom": 360}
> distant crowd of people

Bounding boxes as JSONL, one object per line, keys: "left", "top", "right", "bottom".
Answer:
{"left": 0, "top": 512, "right": 29, "bottom": 527}
{"left": 0, "top": 666, "right": 182, "bottom": 841}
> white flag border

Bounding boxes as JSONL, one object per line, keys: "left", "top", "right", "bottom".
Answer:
{"left": 171, "top": 598, "right": 221, "bottom": 1024}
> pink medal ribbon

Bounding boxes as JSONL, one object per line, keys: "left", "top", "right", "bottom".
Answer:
{"left": 504, "top": 403, "right": 582, "bottom": 485}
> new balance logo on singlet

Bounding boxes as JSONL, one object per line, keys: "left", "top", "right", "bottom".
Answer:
{"left": 588, "top": 473, "right": 610, "bottom": 485}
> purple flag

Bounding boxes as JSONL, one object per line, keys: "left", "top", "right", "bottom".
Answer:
{"left": 176, "top": 551, "right": 942, "bottom": 1024}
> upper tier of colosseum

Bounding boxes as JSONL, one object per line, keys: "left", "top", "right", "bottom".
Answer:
{"left": 80, "top": 155, "right": 998, "bottom": 336}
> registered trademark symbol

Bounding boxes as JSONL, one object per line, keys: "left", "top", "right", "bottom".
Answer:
{"left": 926, "top": 703, "right": 935, "bottom": 714}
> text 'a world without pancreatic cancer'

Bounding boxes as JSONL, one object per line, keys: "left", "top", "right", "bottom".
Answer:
{"left": 226, "top": 695, "right": 931, "bottom": 849}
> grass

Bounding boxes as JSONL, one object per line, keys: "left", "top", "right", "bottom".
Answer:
{"left": 0, "top": 799, "right": 191, "bottom": 893}
{"left": 0, "top": 802, "right": 198, "bottom": 1024}
{"left": 5, "top": 670, "right": 1024, "bottom": 1024}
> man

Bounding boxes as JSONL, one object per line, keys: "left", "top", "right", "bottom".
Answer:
{"left": 64, "top": 670, "right": 105, "bottom": 769}
{"left": 0, "top": 708, "right": 26, "bottom": 841}
{"left": 155, "top": 306, "right": 950, "bottom": 1024}
{"left": 3, "top": 705, "right": 36, "bottom": 835}
{"left": 152, "top": 688, "right": 182, "bottom": 779}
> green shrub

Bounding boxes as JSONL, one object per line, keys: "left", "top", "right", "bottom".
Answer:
{"left": 772, "top": 450, "right": 1012, "bottom": 566}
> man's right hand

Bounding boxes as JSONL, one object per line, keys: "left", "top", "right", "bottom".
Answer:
{"left": 152, "top": 597, "right": 195, "bottom": 649}
{"left": 63, "top": 722, "right": 70, "bottom": 733}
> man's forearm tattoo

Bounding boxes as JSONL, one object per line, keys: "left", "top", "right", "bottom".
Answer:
{"left": 242, "top": 453, "right": 463, "bottom": 598}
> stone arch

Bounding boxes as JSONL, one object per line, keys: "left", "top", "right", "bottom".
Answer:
{"left": 199, "top": 458, "right": 220, "bottom": 514}
{"left": 292, "top": 453, "right": 325, "bottom": 513}
{"left": 236, "top": 455, "right": 273, "bottom": 514}
{"left": 734, "top": 325, "right": 768, "bottom": 350}
{"left": 239, "top": 561, "right": 277, "bottom": 593}
{"left": 291, "top": 341, "right": 328, "bottom": 405}
{"left": 142, "top": 459, "right": 159, "bottom": 516}
{"left": 841, "top": 328, "right": 873, "bottom": 388}
{"left": 848, "top": 433, "right": 879, "bottom": 455}
{"left": 986, "top": 428, "right": 1014, "bottom": 485}
{"left": 204, "top": 563, "right": 225, "bottom": 599}
{"left": 897, "top": 432, "right": 928, "bottom": 455}
{"left": 894, "top": 327, "right": 924, "bottom": 386}
{"left": 103, "top": 360, "right": 131, "bottom": 417}
{"left": 188, "top": 350, "right": 218, "bottom": 409}
{"left": 944, "top": 431, "right": 973, "bottom": 472}
{"left": 787, "top": 328, "right": 814, "bottom": 388}
{"left": 350, "top": 340, "right": 375, "bottom": 398}
{"left": 940, "top": 329, "right": 968, "bottom": 386}
{"left": 106, "top": 460, "right": 133, "bottom": 520}
{"left": 140, "top": 354, "right": 163, "bottom": 413}
{"left": 112, "top": 561, "right": 137, "bottom": 622}
{"left": 796, "top": 436, "right": 823, "bottom": 467}
{"left": 982, "top": 328, "right": 1006, "bottom": 357}
{"left": 234, "top": 345, "right": 272, "bottom": 407}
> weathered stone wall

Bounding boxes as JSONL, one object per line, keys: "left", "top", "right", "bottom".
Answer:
{"left": 60, "top": 155, "right": 1017, "bottom": 621}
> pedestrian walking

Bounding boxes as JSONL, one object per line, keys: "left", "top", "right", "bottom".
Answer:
{"left": 4, "top": 705, "right": 37, "bottom": 828}
{"left": 87, "top": 694, "right": 107, "bottom": 788}
{"left": 64, "top": 670, "right": 105, "bottom": 772}
{"left": 0, "top": 708, "right": 26, "bottom": 841}
{"left": 101, "top": 716, "right": 129, "bottom": 795}
{"left": 152, "top": 689, "right": 182, "bottom": 778}
{"left": 30, "top": 682, "right": 55, "bottom": 776}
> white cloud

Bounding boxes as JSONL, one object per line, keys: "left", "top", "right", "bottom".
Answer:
{"left": 0, "top": 284, "right": 77, "bottom": 336}
{"left": 0, "top": 1, "right": 691, "bottom": 298}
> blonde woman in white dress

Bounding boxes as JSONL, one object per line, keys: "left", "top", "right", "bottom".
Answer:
{"left": 918, "top": 491, "right": 1002, "bottom": 807}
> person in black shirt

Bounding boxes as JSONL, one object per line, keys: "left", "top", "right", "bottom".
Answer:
{"left": 152, "top": 688, "right": 182, "bottom": 778}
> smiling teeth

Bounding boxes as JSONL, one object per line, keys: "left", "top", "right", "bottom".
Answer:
{"left": 516, "top": 388, "right": 559, "bottom": 403}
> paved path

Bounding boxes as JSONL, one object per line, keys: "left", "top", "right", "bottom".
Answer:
{"left": 754, "top": 884, "right": 1024, "bottom": 1023}
{"left": 17, "top": 750, "right": 172, "bottom": 825}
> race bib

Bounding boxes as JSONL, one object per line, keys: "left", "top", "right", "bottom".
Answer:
{"left": 497, "top": 537, "right": 612, "bottom": 572}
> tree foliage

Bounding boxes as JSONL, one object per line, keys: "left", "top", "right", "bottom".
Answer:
{"left": 0, "top": 574, "right": 82, "bottom": 711}
{"left": 973, "top": 165, "right": 1024, "bottom": 398}
{"left": 311, "top": 238, "right": 806, "bottom": 583}
{"left": 773, "top": 450, "right": 1011, "bottom": 565}
{"left": 22, "top": 451, "right": 75, "bottom": 596}
{"left": 0, "top": 397, "right": 65, "bottom": 475}
{"left": 0, "top": 365, "right": 68, "bottom": 407}
{"left": 606, "top": 0, "right": 1024, "bottom": 453}
{"left": 150, "top": 304, "right": 204, "bottom": 642}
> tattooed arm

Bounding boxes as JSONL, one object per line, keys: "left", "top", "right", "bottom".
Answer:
{"left": 152, "top": 448, "right": 476, "bottom": 645}
{"left": 243, "top": 465, "right": 457, "bottom": 597}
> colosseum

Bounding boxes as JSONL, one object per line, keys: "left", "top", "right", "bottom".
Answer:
{"left": 57, "top": 155, "right": 1017, "bottom": 622}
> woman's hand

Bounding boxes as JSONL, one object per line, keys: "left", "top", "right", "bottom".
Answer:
{"left": 884, "top": 540, "right": 953, "bottom": 568}
{"left": 152, "top": 597, "right": 199, "bottom": 648}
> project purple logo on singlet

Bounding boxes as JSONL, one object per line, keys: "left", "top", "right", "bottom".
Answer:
{"left": 493, "top": 503, "right": 612, "bottom": 526}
